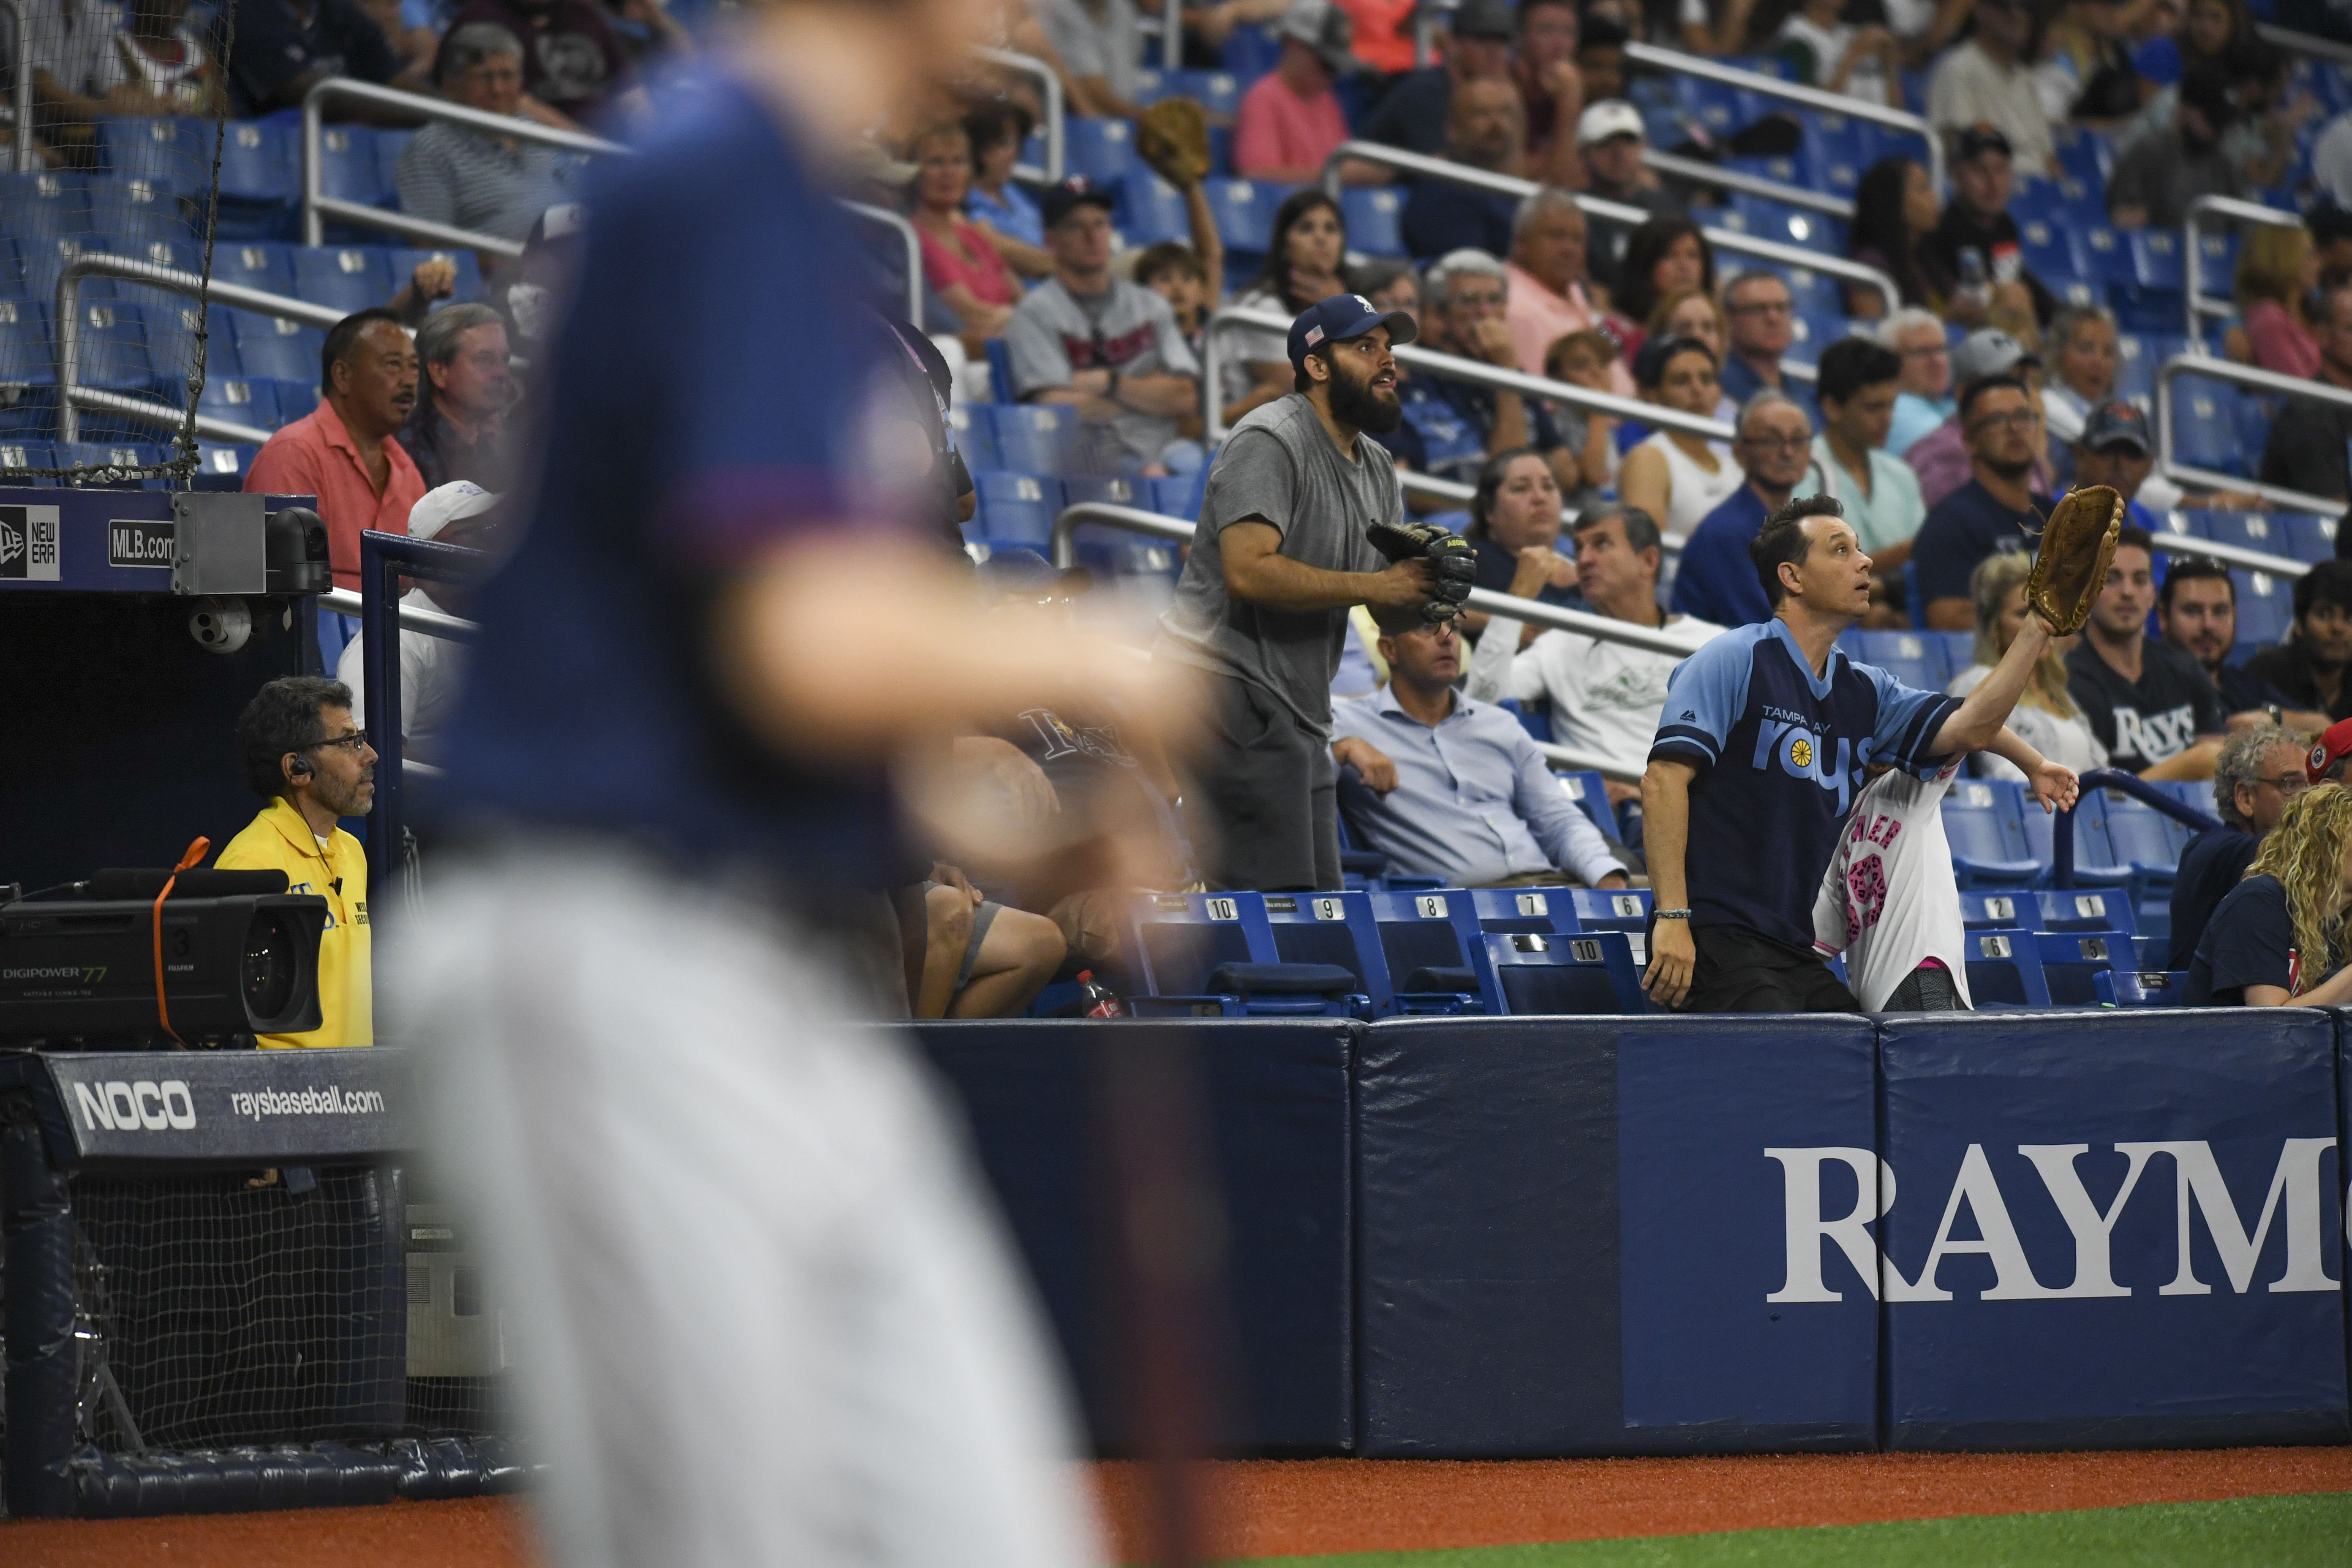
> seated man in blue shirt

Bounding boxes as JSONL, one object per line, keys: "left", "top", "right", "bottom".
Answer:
{"left": 1643, "top": 494, "right": 2080, "bottom": 1012}
{"left": 1331, "top": 604, "right": 1631, "bottom": 889}
{"left": 1669, "top": 389, "right": 1822, "bottom": 627}
{"left": 1913, "top": 375, "right": 2052, "bottom": 630}
{"left": 1718, "top": 270, "right": 1821, "bottom": 431}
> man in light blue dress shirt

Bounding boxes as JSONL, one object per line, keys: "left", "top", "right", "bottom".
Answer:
{"left": 1330, "top": 604, "right": 1631, "bottom": 887}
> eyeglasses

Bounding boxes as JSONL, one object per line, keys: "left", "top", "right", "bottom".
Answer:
{"left": 1450, "top": 291, "right": 1506, "bottom": 310}
{"left": 2251, "top": 772, "right": 2312, "bottom": 794}
{"left": 309, "top": 730, "right": 372, "bottom": 754}
{"left": 1729, "top": 299, "right": 1793, "bottom": 316}
{"left": 1968, "top": 411, "right": 2043, "bottom": 433}
{"left": 1739, "top": 434, "right": 1812, "bottom": 452}
{"left": 1900, "top": 344, "right": 1950, "bottom": 360}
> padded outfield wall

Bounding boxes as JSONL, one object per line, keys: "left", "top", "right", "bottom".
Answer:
{"left": 914, "top": 1007, "right": 2352, "bottom": 1458}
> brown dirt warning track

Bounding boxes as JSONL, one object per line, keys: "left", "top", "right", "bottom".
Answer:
{"left": 5, "top": 1447, "right": 2351, "bottom": 1566}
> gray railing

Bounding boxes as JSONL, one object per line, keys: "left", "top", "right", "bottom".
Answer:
{"left": 321, "top": 584, "right": 477, "bottom": 642}
{"left": 2255, "top": 22, "right": 2352, "bottom": 65}
{"left": 1203, "top": 300, "right": 1738, "bottom": 445}
{"left": 1318, "top": 142, "right": 1902, "bottom": 313}
{"left": 298, "top": 77, "right": 923, "bottom": 321}
{"left": 1622, "top": 41, "right": 1945, "bottom": 193}
{"left": 2182, "top": 194, "right": 2303, "bottom": 342}
{"left": 1639, "top": 146, "right": 1854, "bottom": 218}
{"left": 2154, "top": 353, "right": 2352, "bottom": 529}
{"left": 54, "top": 253, "right": 349, "bottom": 445}
{"left": 1398, "top": 458, "right": 1696, "bottom": 558}
{"left": 300, "top": 77, "right": 623, "bottom": 254}
{"left": 973, "top": 46, "right": 1064, "bottom": 182}
{"left": 3, "top": 0, "right": 28, "bottom": 174}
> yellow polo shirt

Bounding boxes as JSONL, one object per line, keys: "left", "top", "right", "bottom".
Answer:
{"left": 215, "top": 797, "right": 372, "bottom": 1048}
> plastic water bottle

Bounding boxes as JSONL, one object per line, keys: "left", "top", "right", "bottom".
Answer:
{"left": 1077, "top": 969, "right": 1125, "bottom": 1018}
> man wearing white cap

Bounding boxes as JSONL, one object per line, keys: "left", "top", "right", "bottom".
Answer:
{"left": 1575, "top": 98, "right": 1682, "bottom": 297}
{"left": 335, "top": 481, "right": 501, "bottom": 756}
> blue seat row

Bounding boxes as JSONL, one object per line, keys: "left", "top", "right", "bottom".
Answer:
{"left": 0, "top": 437, "right": 252, "bottom": 488}
{"left": 0, "top": 234, "right": 483, "bottom": 314}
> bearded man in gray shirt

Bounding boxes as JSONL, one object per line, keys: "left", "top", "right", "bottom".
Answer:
{"left": 1155, "top": 294, "right": 1441, "bottom": 891}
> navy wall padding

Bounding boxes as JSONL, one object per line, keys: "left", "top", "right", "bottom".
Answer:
{"left": 1354, "top": 1015, "right": 1878, "bottom": 1456}
{"left": 1879, "top": 1010, "right": 2349, "bottom": 1451}
{"left": 913, "top": 1018, "right": 1354, "bottom": 1453}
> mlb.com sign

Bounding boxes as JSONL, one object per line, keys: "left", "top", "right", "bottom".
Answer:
{"left": 70, "top": 1078, "right": 198, "bottom": 1131}
{"left": 1768, "top": 1139, "right": 2340, "bottom": 1302}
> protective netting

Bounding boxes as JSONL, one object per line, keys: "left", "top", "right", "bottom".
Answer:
{"left": 0, "top": 0, "right": 237, "bottom": 485}
{"left": 44, "top": 1165, "right": 506, "bottom": 1456}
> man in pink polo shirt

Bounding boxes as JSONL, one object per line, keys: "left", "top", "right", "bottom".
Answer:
{"left": 1233, "top": 0, "right": 1364, "bottom": 183}
{"left": 246, "top": 307, "right": 426, "bottom": 657}
{"left": 1503, "top": 184, "right": 1633, "bottom": 396}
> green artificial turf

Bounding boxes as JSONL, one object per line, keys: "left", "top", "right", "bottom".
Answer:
{"left": 1218, "top": 1490, "right": 2352, "bottom": 1567}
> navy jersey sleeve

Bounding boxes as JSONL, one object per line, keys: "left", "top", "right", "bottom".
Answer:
{"left": 1650, "top": 629, "right": 1757, "bottom": 768}
{"left": 2205, "top": 877, "right": 2296, "bottom": 999}
{"left": 1857, "top": 660, "right": 1965, "bottom": 775}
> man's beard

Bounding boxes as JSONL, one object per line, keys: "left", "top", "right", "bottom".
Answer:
{"left": 1981, "top": 454, "right": 2032, "bottom": 482}
{"left": 1329, "top": 362, "right": 1403, "bottom": 434}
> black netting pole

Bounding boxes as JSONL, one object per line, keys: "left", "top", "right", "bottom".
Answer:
{"left": 2, "top": 1088, "right": 78, "bottom": 1517}
{"left": 322, "top": 1164, "right": 407, "bottom": 1436}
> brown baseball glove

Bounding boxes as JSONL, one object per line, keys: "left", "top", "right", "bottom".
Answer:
{"left": 2024, "top": 484, "right": 2125, "bottom": 635}
{"left": 1136, "top": 96, "right": 1211, "bottom": 190}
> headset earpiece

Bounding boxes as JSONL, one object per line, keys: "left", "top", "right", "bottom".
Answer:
{"left": 289, "top": 755, "right": 313, "bottom": 780}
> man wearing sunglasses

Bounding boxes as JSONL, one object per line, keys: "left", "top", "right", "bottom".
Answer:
{"left": 217, "top": 676, "right": 378, "bottom": 1048}
{"left": 2168, "top": 724, "right": 2315, "bottom": 969}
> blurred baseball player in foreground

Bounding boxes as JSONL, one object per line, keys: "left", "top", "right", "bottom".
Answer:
{"left": 1644, "top": 495, "right": 2078, "bottom": 1012}
{"left": 394, "top": 2, "right": 1184, "bottom": 1563}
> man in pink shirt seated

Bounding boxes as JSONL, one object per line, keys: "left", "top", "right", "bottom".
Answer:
{"left": 246, "top": 307, "right": 427, "bottom": 658}
{"left": 1503, "top": 182, "right": 1634, "bottom": 397}
{"left": 1233, "top": 0, "right": 1363, "bottom": 183}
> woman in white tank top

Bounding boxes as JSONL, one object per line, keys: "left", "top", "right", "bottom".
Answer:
{"left": 1617, "top": 336, "right": 1741, "bottom": 541}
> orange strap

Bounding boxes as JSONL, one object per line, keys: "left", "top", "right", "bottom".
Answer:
{"left": 152, "top": 836, "right": 210, "bottom": 1046}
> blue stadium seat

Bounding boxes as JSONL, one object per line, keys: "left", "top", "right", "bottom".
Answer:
{"left": 1063, "top": 474, "right": 1167, "bottom": 572}
{"left": 384, "top": 248, "right": 487, "bottom": 304}
{"left": 2034, "top": 887, "right": 2135, "bottom": 934}
{"left": 1342, "top": 186, "right": 1405, "bottom": 259}
{"left": 0, "top": 299, "right": 53, "bottom": 415}
{"left": 2123, "top": 228, "right": 2184, "bottom": 292}
{"left": 2077, "top": 222, "right": 2129, "bottom": 288}
{"left": 1065, "top": 117, "right": 1137, "bottom": 188}
{"left": 1671, "top": 75, "right": 1744, "bottom": 135}
{"left": 2016, "top": 215, "right": 2085, "bottom": 296}
{"left": 1957, "top": 888, "right": 2032, "bottom": 928}
{"left": 1460, "top": 885, "right": 1582, "bottom": 937}
{"left": 971, "top": 469, "right": 1061, "bottom": 545}
{"left": 2145, "top": 508, "right": 2209, "bottom": 547}
{"left": 1964, "top": 927, "right": 2053, "bottom": 1007}
{"left": 2055, "top": 132, "right": 2112, "bottom": 186}
{"left": 213, "top": 121, "right": 296, "bottom": 235}
{"left": 1120, "top": 170, "right": 1191, "bottom": 245}
{"left": 1220, "top": 20, "right": 1283, "bottom": 78}
{"left": 314, "top": 125, "right": 389, "bottom": 207}
{"left": 58, "top": 440, "right": 167, "bottom": 487}
{"left": 1933, "top": 630, "right": 1974, "bottom": 673}
{"left": 988, "top": 401, "right": 1078, "bottom": 472}
{"left": 2279, "top": 512, "right": 2338, "bottom": 562}
{"left": 271, "top": 377, "right": 319, "bottom": 423}
{"left": 140, "top": 299, "right": 238, "bottom": 381}
{"left": 191, "top": 440, "right": 257, "bottom": 489}
{"left": 1149, "top": 471, "right": 1205, "bottom": 520}
{"left": 1203, "top": 177, "right": 1284, "bottom": 253}
{"left": 1848, "top": 629, "right": 1953, "bottom": 688}
{"left": 1551, "top": 769, "right": 1615, "bottom": 839}
{"left": 2095, "top": 967, "right": 2185, "bottom": 1007}
{"left": 0, "top": 437, "right": 55, "bottom": 482}
{"left": 291, "top": 246, "right": 394, "bottom": 315}
{"left": 2034, "top": 928, "right": 2130, "bottom": 1005}
{"left": 2168, "top": 376, "right": 2244, "bottom": 475}
{"left": 16, "top": 235, "right": 120, "bottom": 310}
{"left": 196, "top": 374, "right": 281, "bottom": 433}
{"left": 1126, "top": 891, "right": 1363, "bottom": 1018}
{"left": 210, "top": 240, "right": 296, "bottom": 297}
{"left": 87, "top": 175, "right": 191, "bottom": 243}
{"left": 946, "top": 403, "right": 1001, "bottom": 472}
{"left": 0, "top": 171, "right": 88, "bottom": 240}
{"left": 1133, "top": 68, "right": 1243, "bottom": 117}
{"left": 1479, "top": 930, "right": 1644, "bottom": 1015}
{"left": 2027, "top": 793, "right": 2140, "bottom": 891}
{"left": 1941, "top": 785, "right": 2041, "bottom": 888}
{"left": 1366, "top": 888, "right": 1486, "bottom": 1014}
{"left": 229, "top": 312, "right": 324, "bottom": 384}
{"left": 65, "top": 299, "right": 155, "bottom": 392}
{"left": 97, "top": 116, "right": 207, "bottom": 184}
{"left": 2197, "top": 509, "right": 2285, "bottom": 555}
{"left": 1260, "top": 890, "right": 1389, "bottom": 1018}
{"left": 2231, "top": 567, "right": 2293, "bottom": 645}
{"left": 373, "top": 127, "right": 415, "bottom": 183}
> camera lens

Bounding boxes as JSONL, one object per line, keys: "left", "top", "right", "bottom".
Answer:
{"left": 242, "top": 909, "right": 298, "bottom": 1021}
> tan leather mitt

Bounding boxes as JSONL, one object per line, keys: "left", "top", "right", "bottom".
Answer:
{"left": 1137, "top": 96, "right": 1211, "bottom": 190}
{"left": 2024, "top": 484, "right": 2126, "bottom": 635}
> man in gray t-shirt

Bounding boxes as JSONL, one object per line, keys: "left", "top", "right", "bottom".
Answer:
{"left": 1032, "top": 0, "right": 1143, "bottom": 115}
{"left": 1154, "top": 293, "right": 1436, "bottom": 891}
{"left": 1008, "top": 178, "right": 1202, "bottom": 475}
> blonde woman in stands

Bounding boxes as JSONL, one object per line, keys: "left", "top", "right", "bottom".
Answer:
{"left": 2183, "top": 782, "right": 2352, "bottom": 1004}
{"left": 1947, "top": 550, "right": 2110, "bottom": 784}
{"left": 2234, "top": 223, "right": 2323, "bottom": 377}
{"left": 1617, "top": 332, "right": 1740, "bottom": 541}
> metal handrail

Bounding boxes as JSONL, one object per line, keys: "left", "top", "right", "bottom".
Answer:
{"left": 1317, "top": 142, "right": 1902, "bottom": 312}
{"left": 973, "top": 46, "right": 1064, "bottom": 182}
{"left": 2154, "top": 353, "right": 2352, "bottom": 524}
{"left": 1397, "top": 458, "right": 1697, "bottom": 558}
{"left": 55, "top": 252, "right": 350, "bottom": 445}
{"left": 2255, "top": 21, "right": 2352, "bottom": 66}
{"left": 1637, "top": 147, "right": 1854, "bottom": 218}
{"left": 2182, "top": 194, "right": 2303, "bottom": 341}
{"left": 2, "top": 0, "right": 28, "bottom": 174}
{"left": 2051, "top": 767, "right": 2222, "bottom": 891}
{"left": 300, "top": 77, "right": 623, "bottom": 252}
{"left": 1622, "top": 41, "right": 1945, "bottom": 193}
{"left": 1533, "top": 740, "right": 1642, "bottom": 786}
{"left": 1148, "top": 0, "right": 1179, "bottom": 69}
{"left": 1048, "top": 501, "right": 1711, "bottom": 663}
{"left": 1203, "top": 300, "right": 1737, "bottom": 444}
{"left": 841, "top": 201, "right": 925, "bottom": 324}
{"left": 322, "top": 585, "right": 478, "bottom": 642}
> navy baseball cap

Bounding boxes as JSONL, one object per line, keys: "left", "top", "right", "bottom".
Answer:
{"left": 1041, "top": 176, "right": 1118, "bottom": 227}
{"left": 1287, "top": 293, "right": 1417, "bottom": 370}
{"left": 2080, "top": 400, "right": 2151, "bottom": 455}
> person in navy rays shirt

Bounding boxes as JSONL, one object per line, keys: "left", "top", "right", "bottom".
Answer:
{"left": 1642, "top": 494, "right": 2082, "bottom": 1011}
